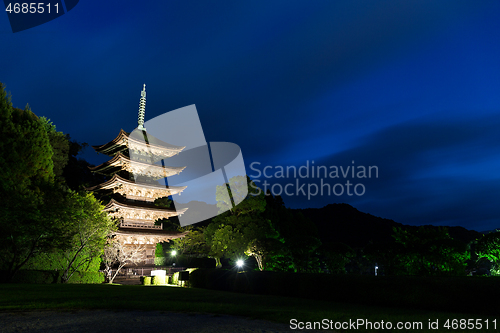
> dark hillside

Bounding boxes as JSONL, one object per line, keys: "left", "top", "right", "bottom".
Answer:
{"left": 296, "top": 203, "right": 481, "bottom": 248}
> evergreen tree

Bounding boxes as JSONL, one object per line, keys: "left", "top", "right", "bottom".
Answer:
{"left": 0, "top": 84, "right": 54, "bottom": 192}
{"left": 39, "top": 116, "right": 70, "bottom": 182}
{"left": 0, "top": 83, "right": 59, "bottom": 280}
{"left": 0, "top": 83, "right": 115, "bottom": 281}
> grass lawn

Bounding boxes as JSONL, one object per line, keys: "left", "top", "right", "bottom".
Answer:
{"left": 0, "top": 283, "right": 497, "bottom": 332}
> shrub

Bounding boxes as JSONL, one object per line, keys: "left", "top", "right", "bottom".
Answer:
{"left": 171, "top": 272, "right": 179, "bottom": 285}
{"left": 4, "top": 270, "right": 103, "bottom": 284}
{"left": 151, "top": 275, "right": 166, "bottom": 285}
{"left": 142, "top": 276, "right": 152, "bottom": 285}
{"left": 67, "top": 271, "right": 104, "bottom": 284}
{"left": 9, "top": 270, "right": 58, "bottom": 284}
{"left": 170, "top": 269, "right": 196, "bottom": 287}
{"left": 189, "top": 269, "right": 500, "bottom": 315}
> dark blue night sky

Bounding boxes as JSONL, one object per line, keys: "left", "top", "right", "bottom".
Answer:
{"left": 2, "top": 1, "right": 500, "bottom": 232}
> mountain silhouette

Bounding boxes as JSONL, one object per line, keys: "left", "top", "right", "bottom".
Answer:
{"left": 295, "top": 203, "right": 481, "bottom": 248}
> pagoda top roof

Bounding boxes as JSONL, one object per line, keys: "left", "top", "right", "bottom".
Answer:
{"left": 89, "top": 152, "right": 186, "bottom": 178}
{"left": 92, "top": 129, "right": 185, "bottom": 157}
{"left": 86, "top": 174, "right": 187, "bottom": 195}
{"left": 103, "top": 198, "right": 188, "bottom": 215}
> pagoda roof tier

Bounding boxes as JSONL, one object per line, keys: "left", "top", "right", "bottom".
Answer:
{"left": 104, "top": 199, "right": 187, "bottom": 222}
{"left": 92, "top": 129, "right": 185, "bottom": 160}
{"left": 86, "top": 174, "right": 187, "bottom": 201}
{"left": 89, "top": 152, "right": 186, "bottom": 179}
{"left": 113, "top": 228, "right": 189, "bottom": 245}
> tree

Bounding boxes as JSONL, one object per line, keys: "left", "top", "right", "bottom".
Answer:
{"left": 0, "top": 182, "right": 78, "bottom": 281}
{"left": 62, "top": 138, "right": 106, "bottom": 191}
{"left": 320, "top": 242, "right": 355, "bottom": 274}
{"left": 101, "top": 239, "right": 145, "bottom": 284}
{"left": 262, "top": 193, "right": 322, "bottom": 272}
{"left": 207, "top": 223, "right": 247, "bottom": 267}
{"left": 0, "top": 83, "right": 64, "bottom": 280}
{"left": 206, "top": 176, "right": 277, "bottom": 269}
{"left": 391, "top": 226, "right": 469, "bottom": 276}
{"left": 476, "top": 231, "right": 500, "bottom": 275}
{"left": 39, "top": 116, "right": 69, "bottom": 182}
{"left": 363, "top": 241, "right": 406, "bottom": 275}
{"left": 59, "top": 191, "right": 116, "bottom": 283}
{"left": 245, "top": 236, "right": 284, "bottom": 271}
{"left": 171, "top": 226, "right": 210, "bottom": 257}
{"left": 0, "top": 94, "right": 54, "bottom": 192}
{"left": 0, "top": 83, "right": 117, "bottom": 282}
{"left": 168, "top": 177, "right": 321, "bottom": 272}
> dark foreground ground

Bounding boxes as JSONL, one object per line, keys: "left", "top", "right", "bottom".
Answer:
{"left": 1, "top": 282, "right": 497, "bottom": 332}
{"left": 0, "top": 310, "right": 326, "bottom": 333}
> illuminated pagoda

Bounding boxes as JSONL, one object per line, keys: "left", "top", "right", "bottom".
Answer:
{"left": 88, "top": 84, "right": 188, "bottom": 266}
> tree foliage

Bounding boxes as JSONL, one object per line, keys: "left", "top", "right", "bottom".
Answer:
{"left": 171, "top": 226, "right": 209, "bottom": 257}
{"left": 0, "top": 83, "right": 54, "bottom": 192}
{"left": 0, "top": 83, "right": 113, "bottom": 282}
{"left": 476, "top": 231, "right": 500, "bottom": 275}
{"left": 0, "top": 83, "right": 60, "bottom": 280}
{"left": 39, "top": 116, "right": 69, "bottom": 181}
{"left": 170, "top": 177, "right": 322, "bottom": 272}
{"left": 262, "top": 192, "right": 322, "bottom": 272}
{"left": 0, "top": 182, "right": 75, "bottom": 280}
{"left": 390, "top": 226, "right": 469, "bottom": 276}
{"left": 59, "top": 191, "right": 116, "bottom": 283}
{"left": 205, "top": 176, "right": 279, "bottom": 269}
{"left": 319, "top": 242, "right": 355, "bottom": 274}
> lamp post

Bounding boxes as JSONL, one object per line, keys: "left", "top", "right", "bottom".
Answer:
{"left": 375, "top": 264, "right": 378, "bottom": 276}
{"left": 236, "top": 259, "right": 244, "bottom": 272}
{"left": 171, "top": 250, "right": 177, "bottom": 268}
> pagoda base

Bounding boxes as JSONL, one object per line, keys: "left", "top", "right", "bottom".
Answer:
{"left": 109, "top": 266, "right": 187, "bottom": 280}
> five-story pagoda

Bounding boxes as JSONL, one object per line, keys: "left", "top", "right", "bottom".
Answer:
{"left": 88, "top": 84, "right": 188, "bottom": 266}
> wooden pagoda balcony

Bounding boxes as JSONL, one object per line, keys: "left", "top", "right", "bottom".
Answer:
{"left": 119, "top": 221, "right": 163, "bottom": 229}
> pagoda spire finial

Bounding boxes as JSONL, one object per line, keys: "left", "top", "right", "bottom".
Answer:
{"left": 137, "top": 84, "right": 146, "bottom": 131}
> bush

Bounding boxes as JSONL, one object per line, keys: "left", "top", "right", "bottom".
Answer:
{"left": 170, "top": 269, "right": 197, "bottom": 287}
{"left": 189, "top": 269, "right": 500, "bottom": 315}
{"left": 151, "top": 275, "right": 166, "bottom": 285}
{"left": 8, "top": 270, "right": 58, "bottom": 284}
{"left": 141, "top": 276, "right": 152, "bottom": 285}
{"left": 171, "top": 272, "right": 179, "bottom": 285}
{"left": 67, "top": 271, "right": 104, "bottom": 284}
{"left": 24, "top": 252, "right": 102, "bottom": 273}
{"left": 2, "top": 270, "right": 104, "bottom": 284}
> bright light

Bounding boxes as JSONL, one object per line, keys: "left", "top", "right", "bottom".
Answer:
{"left": 236, "top": 259, "right": 244, "bottom": 267}
{"left": 171, "top": 250, "right": 177, "bottom": 256}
